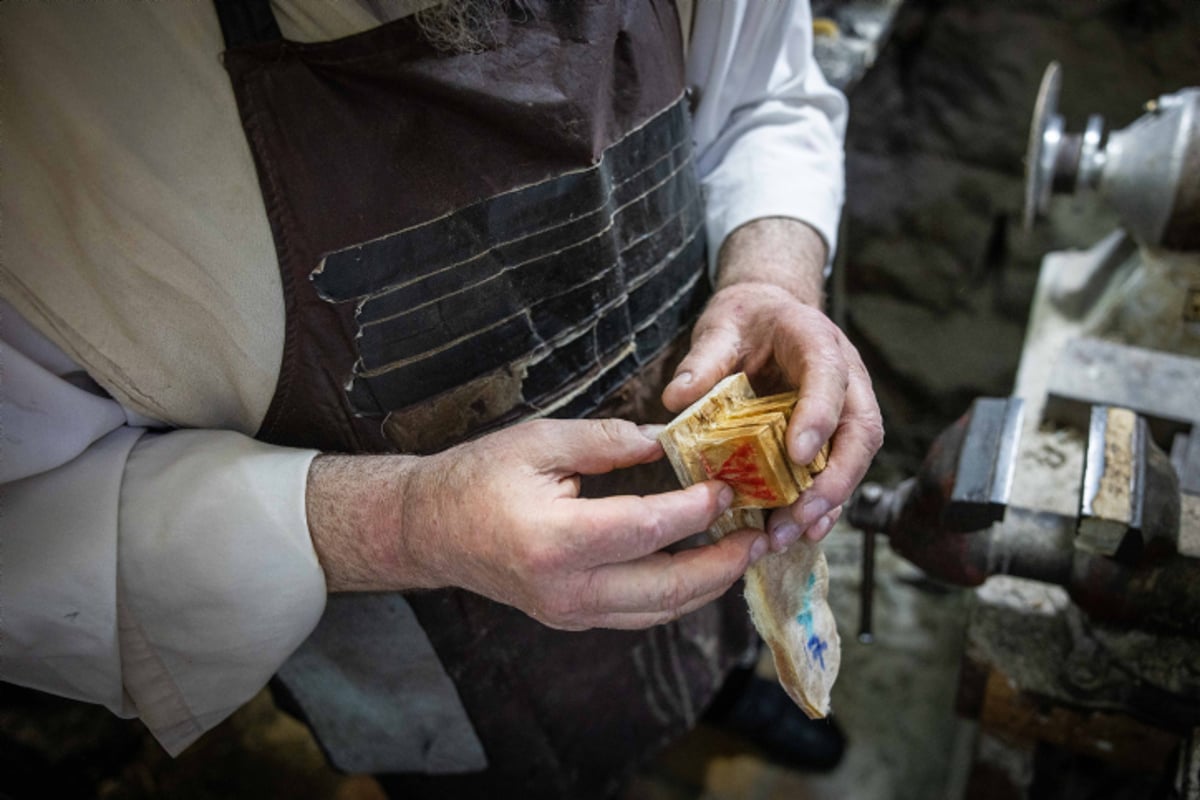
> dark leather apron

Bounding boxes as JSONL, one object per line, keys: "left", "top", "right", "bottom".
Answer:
{"left": 216, "top": 2, "right": 755, "bottom": 795}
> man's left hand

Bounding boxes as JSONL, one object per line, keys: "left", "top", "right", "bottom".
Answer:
{"left": 661, "top": 218, "right": 883, "bottom": 552}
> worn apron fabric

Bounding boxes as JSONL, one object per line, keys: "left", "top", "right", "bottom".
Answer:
{"left": 217, "top": 1, "right": 756, "bottom": 795}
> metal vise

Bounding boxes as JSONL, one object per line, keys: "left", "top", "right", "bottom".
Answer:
{"left": 848, "top": 396, "right": 1200, "bottom": 640}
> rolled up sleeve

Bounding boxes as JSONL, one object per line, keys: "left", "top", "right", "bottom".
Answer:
{"left": 117, "top": 430, "right": 324, "bottom": 754}
{"left": 688, "top": 0, "right": 848, "bottom": 275}
{"left": 1, "top": 308, "right": 325, "bottom": 755}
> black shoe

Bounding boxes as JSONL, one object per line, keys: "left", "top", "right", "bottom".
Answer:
{"left": 704, "top": 670, "right": 846, "bottom": 772}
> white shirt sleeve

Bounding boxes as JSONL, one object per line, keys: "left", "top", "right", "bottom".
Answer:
{"left": 0, "top": 299, "right": 326, "bottom": 755}
{"left": 688, "top": 0, "right": 848, "bottom": 276}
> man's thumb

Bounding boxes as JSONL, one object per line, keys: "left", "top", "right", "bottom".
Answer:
{"left": 541, "top": 418, "right": 664, "bottom": 475}
{"left": 661, "top": 325, "right": 742, "bottom": 412}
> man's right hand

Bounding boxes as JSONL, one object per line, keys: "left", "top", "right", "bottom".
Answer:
{"left": 305, "top": 418, "right": 769, "bottom": 630}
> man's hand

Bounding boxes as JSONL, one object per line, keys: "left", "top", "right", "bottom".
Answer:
{"left": 306, "top": 418, "right": 770, "bottom": 630}
{"left": 661, "top": 218, "right": 883, "bottom": 551}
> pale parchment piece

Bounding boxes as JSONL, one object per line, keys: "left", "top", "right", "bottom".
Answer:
{"left": 745, "top": 540, "right": 840, "bottom": 717}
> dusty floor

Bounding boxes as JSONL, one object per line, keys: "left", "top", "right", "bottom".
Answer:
{"left": 3, "top": 1, "right": 1197, "bottom": 798}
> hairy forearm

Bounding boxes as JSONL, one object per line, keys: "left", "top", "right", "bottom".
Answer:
{"left": 714, "top": 217, "right": 828, "bottom": 307}
{"left": 305, "top": 452, "right": 432, "bottom": 592}
{"left": 301, "top": 419, "right": 764, "bottom": 629}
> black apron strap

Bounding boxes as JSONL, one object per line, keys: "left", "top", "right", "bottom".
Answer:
{"left": 213, "top": 0, "right": 282, "bottom": 49}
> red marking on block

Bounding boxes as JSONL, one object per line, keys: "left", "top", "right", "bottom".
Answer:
{"left": 702, "top": 442, "right": 777, "bottom": 503}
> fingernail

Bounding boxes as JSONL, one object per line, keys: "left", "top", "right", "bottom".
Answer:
{"left": 800, "top": 496, "right": 830, "bottom": 526}
{"left": 806, "top": 513, "right": 835, "bottom": 542}
{"left": 672, "top": 370, "right": 693, "bottom": 387}
{"left": 749, "top": 536, "right": 769, "bottom": 564}
{"left": 794, "top": 429, "right": 822, "bottom": 461}
{"left": 638, "top": 423, "right": 666, "bottom": 440}
{"left": 769, "top": 520, "right": 803, "bottom": 551}
{"left": 718, "top": 485, "right": 734, "bottom": 509}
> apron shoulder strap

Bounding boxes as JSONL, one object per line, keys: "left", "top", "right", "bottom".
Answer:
{"left": 213, "top": 0, "right": 282, "bottom": 49}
